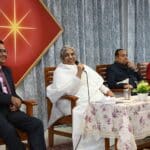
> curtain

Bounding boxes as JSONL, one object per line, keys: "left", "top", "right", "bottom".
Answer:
{"left": 16, "top": 0, "right": 150, "bottom": 128}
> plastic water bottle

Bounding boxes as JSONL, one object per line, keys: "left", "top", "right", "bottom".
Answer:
{"left": 123, "top": 89, "right": 131, "bottom": 100}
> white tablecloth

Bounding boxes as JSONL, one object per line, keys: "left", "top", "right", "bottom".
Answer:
{"left": 73, "top": 96, "right": 150, "bottom": 150}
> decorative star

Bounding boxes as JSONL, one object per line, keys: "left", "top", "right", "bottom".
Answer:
{"left": 0, "top": 0, "right": 36, "bottom": 61}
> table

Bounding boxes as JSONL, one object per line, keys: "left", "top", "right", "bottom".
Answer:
{"left": 73, "top": 96, "right": 150, "bottom": 150}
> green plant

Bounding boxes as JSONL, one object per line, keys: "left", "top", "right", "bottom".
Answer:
{"left": 133, "top": 80, "right": 150, "bottom": 93}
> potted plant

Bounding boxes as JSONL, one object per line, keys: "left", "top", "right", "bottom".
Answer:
{"left": 133, "top": 80, "right": 150, "bottom": 100}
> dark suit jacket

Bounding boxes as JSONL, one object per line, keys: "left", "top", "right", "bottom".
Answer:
{"left": 0, "top": 65, "right": 20, "bottom": 114}
{"left": 107, "top": 62, "right": 142, "bottom": 89}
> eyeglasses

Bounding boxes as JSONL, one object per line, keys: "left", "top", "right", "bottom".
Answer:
{"left": 0, "top": 49, "right": 7, "bottom": 54}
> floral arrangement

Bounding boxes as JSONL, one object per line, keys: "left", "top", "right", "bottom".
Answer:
{"left": 133, "top": 80, "right": 150, "bottom": 93}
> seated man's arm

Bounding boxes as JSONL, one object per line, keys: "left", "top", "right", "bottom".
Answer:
{"left": 0, "top": 92, "right": 12, "bottom": 105}
{"left": 0, "top": 92, "right": 22, "bottom": 112}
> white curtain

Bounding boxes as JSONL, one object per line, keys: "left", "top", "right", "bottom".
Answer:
{"left": 16, "top": 0, "right": 150, "bottom": 128}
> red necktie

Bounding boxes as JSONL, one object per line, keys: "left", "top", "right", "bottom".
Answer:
{"left": 0, "top": 69, "right": 11, "bottom": 94}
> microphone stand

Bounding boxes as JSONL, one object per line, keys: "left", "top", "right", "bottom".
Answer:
{"left": 84, "top": 70, "right": 91, "bottom": 104}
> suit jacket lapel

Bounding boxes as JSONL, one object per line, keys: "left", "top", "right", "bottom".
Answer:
{"left": 2, "top": 67, "right": 12, "bottom": 94}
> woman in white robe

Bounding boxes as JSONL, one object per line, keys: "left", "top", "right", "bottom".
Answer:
{"left": 46, "top": 45, "right": 114, "bottom": 150}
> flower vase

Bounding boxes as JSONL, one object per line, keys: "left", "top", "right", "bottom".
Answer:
{"left": 137, "top": 93, "right": 148, "bottom": 101}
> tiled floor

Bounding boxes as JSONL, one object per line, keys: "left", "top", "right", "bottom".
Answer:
{"left": 0, "top": 126, "right": 72, "bottom": 150}
{"left": 0, "top": 126, "right": 150, "bottom": 150}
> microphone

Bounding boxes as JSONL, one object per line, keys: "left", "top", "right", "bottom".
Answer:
{"left": 75, "top": 60, "right": 79, "bottom": 65}
{"left": 75, "top": 60, "right": 85, "bottom": 71}
{"left": 75, "top": 60, "right": 90, "bottom": 104}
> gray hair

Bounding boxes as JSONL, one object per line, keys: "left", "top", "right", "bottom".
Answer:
{"left": 60, "top": 45, "right": 76, "bottom": 61}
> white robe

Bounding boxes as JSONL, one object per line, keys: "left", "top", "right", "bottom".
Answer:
{"left": 46, "top": 63, "right": 110, "bottom": 150}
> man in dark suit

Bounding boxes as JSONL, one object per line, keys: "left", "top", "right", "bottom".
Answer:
{"left": 0, "top": 40, "right": 46, "bottom": 150}
{"left": 107, "top": 49, "right": 142, "bottom": 89}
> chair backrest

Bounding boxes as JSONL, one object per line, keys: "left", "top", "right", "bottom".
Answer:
{"left": 137, "top": 63, "right": 148, "bottom": 80}
{"left": 44, "top": 66, "right": 56, "bottom": 87}
{"left": 44, "top": 66, "right": 78, "bottom": 147}
{"left": 44, "top": 66, "right": 56, "bottom": 119}
{"left": 96, "top": 63, "right": 149, "bottom": 81}
{"left": 96, "top": 63, "right": 149, "bottom": 94}
{"left": 96, "top": 64, "right": 110, "bottom": 83}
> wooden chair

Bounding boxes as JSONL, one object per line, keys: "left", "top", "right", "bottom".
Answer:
{"left": 44, "top": 66, "right": 113, "bottom": 150}
{"left": 0, "top": 99, "right": 37, "bottom": 148}
{"left": 137, "top": 62, "right": 149, "bottom": 81}
{"left": 96, "top": 63, "right": 149, "bottom": 91}
{"left": 44, "top": 66, "right": 78, "bottom": 147}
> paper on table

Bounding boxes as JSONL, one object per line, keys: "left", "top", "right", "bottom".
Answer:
{"left": 116, "top": 97, "right": 133, "bottom": 103}
{"left": 91, "top": 96, "right": 117, "bottom": 104}
{"left": 117, "top": 78, "right": 129, "bottom": 84}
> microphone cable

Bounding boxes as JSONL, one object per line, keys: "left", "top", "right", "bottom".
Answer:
{"left": 74, "top": 69, "right": 91, "bottom": 150}
{"left": 75, "top": 61, "right": 91, "bottom": 103}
